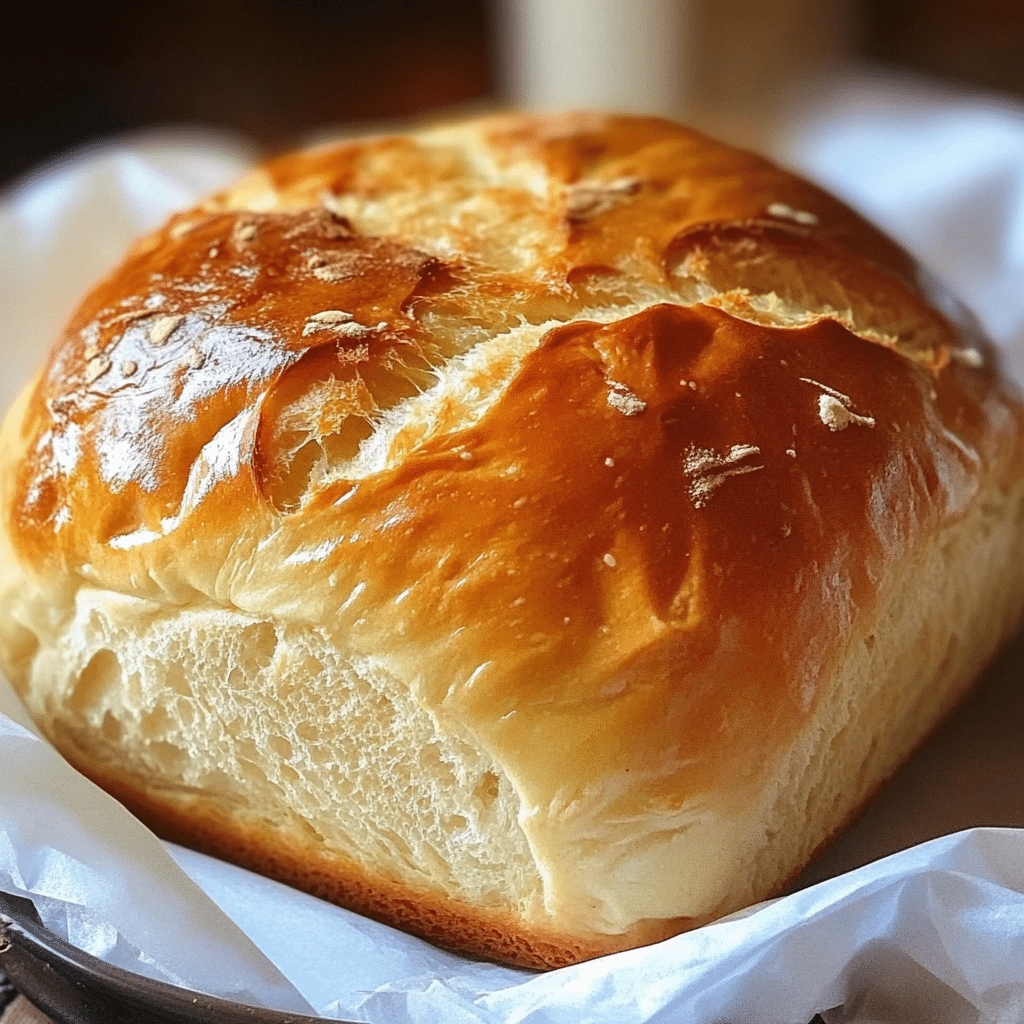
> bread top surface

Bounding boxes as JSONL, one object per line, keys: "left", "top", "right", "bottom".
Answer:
{"left": 3, "top": 112, "right": 1023, "bottom": 932}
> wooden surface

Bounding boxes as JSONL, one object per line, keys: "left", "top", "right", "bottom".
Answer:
{"left": 0, "top": 996, "right": 53, "bottom": 1024}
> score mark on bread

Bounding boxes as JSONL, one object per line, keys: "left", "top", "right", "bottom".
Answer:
{"left": 1, "top": 112, "right": 1023, "bottom": 970}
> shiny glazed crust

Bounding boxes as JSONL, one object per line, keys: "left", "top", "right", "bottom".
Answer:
{"left": 2, "top": 113, "right": 1024, "bottom": 969}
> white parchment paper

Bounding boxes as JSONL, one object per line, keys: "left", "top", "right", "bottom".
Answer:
{"left": 2, "top": 73, "right": 1024, "bottom": 1023}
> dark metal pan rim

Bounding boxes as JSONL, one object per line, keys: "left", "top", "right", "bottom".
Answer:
{"left": 0, "top": 891, "right": 354, "bottom": 1024}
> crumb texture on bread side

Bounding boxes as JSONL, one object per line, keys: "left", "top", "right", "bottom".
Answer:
{"left": 1, "top": 112, "right": 1023, "bottom": 968}
{"left": 34, "top": 593, "right": 542, "bottom": 913}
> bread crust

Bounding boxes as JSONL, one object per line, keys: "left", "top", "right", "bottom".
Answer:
{"left": 2, "top": 112, "right": 1024, "bottom": 968}
{"left": 73, "top": 760, "right": 687, "bottom": 970}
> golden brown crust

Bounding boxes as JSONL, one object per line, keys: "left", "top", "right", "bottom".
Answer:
{"left": 8, "top": 112, "right": 996, "bottom": 583}
{"left": 3, "top": 112, "right": 1024, "bottom": 969}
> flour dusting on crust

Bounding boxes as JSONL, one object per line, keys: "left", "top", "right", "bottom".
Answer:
{"left": 684, "top": 444, "right": 763, "bottom": 507}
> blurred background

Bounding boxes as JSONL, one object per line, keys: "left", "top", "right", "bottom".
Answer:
{"left": 3, "top": 0, "right": 1024, "bottom": 190}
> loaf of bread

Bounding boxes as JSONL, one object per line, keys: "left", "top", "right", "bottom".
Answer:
{"left": 1, "top": 113, "right": 1023, "bottom": 970}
